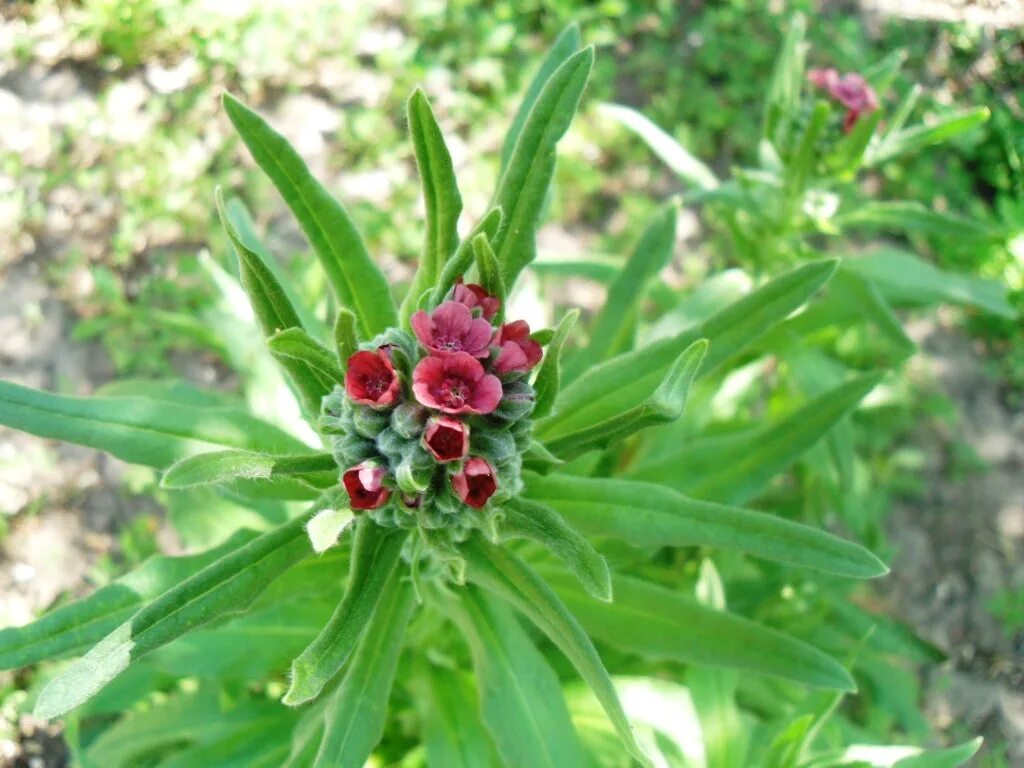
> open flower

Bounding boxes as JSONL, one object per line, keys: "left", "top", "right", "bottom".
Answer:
{"left": 423, "top": 415, "right": 470, "bottom": 462}
{"left": 453, "top": 280, "right": 500, "bottom": 320}
{"left": 451, "top": 457, "right": 498, "bottom": 508}
{"left": 343, "top": 463, "right": 391, "bottom": 509}
{"left": 345, "top": 349, "right": 402, "bottom": 407}
{"left": 412, "top": 352, "right": 502, "bottom": 414}
{"left": 493, "top": 320, "right": 543, "bottom": 375}
{"left": 411, "top": 301, "right": 494, "bottom": 358}
{"left": 807, "top": 68, "right": 878, "bottom": 132}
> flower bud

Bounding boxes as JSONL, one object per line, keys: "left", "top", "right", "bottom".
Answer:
{"left": 391, "top": 401, "right": 428, "bottom": 439}
{"left": 342, "top": 463, "right": 391, "bottom": 510}
{"left": 451, "top": 457, "right": 498, "bottom": 509}
{"left": 423, "top": 416, "right": 470, "bottom": 463}
{"left": 352, "top": 404, "right": 390, "bottom": 439}
{"left": 493, "top": 378, "right": 535, "bottom": 422}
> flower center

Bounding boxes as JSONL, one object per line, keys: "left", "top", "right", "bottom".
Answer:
{"left": 435, "top": 336, "right": 463, "bottom": 352}
{"left": 439, "top": 377, "right": 468, "bottom": 408}
{"left": 364, "top": 376, "right": 389, "bottom": 397}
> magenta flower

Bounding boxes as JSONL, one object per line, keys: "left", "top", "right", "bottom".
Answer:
{"left": 343, "top": 463, "right": 391, "bottom": 509}
{"left": 453, "top": 280, "right": 500, "bottom": 321}
{"left": 451, "top": 457, "right": 498, "bottom": 508}
{"left": 345, "top": 349, "right": 401, "bottom": 408}
{"left": 412, "top": 352, "right": 502, "bottom": 415}
{"left": 411, "top": 301, "right": 494, "bottom": 358}
{"left": 423, "top": 415, "right": 470, "bottom": 462}
{"left": 493, "top": 320, "right": 543, "bottom": 375}
{"left": 807, "top": 68, "right": 879, "bottom": 132}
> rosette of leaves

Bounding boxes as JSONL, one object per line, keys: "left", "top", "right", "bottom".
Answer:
{"left": 0, "top": 26, "right": 963, "bottom": 768}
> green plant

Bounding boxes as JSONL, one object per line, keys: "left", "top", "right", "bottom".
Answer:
{"left": 0, "top": 25, "right": 992, "bottom": 768}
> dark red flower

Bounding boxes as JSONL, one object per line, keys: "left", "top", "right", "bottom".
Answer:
{"left": 423, "top": 415, "right": 469, "bottom": 462}
{"left": 343, "top": 463, "right": 391, "bottom": 509}
{"left": 807, "top": 68, "right": 878, "bottom": 132}
{"left": 345, "top": 349, "right": 401, "bottom": 408}
{"left": 411, "top": 301, "right": 493, "bottom": 358}
{"left": 453, "top": 280, "right": 500, "bottom": 321}
{"left": 412, "top": 352, "right": 502, "bottom": 414}
{"left": 493, "top": 320, "right": 543, "bottom": 375}
{"left": 451, "top": 457, "right": 498, "bottom": 508}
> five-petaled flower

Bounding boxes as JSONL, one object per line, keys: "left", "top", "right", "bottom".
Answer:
{"left": 345, "top": 348, "right": 402, "bottom": 408}
{"left": 807, "top": 67, "right": 879, "bottom": 132}
{"left": 412, "top": 352, "right": 502, "bottom": 414}
{"left": 412, "top": 301, "right": 494, "bottom": 358}
{"left": 423, "top": 415, "right": 470, "bottom": 462}
{"left": 343, "top": 463, "right": 391, "bottom": 509}
{"left": 493, "top": 320, "right": 543, "bottom": 375}
{"left": 451, "top": 457, "right": 498, "bottom": 508}
{"left": 453, "top": 280, "right": 500, "bottom": 321}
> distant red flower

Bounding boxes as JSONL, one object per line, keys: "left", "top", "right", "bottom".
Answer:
{"left": 451, "top": 457, "right": 498, "bottom": 508}
{"left": 345, "top": 349, "right": 401, "bottom": 407}
{"left": 453, "top": 279, "right": 500, "bottom": 321}
{"left": 423, "top": 415, "right": 469, "bottom": 462}
{"left": 411, "top": 301, "right": 494, "bottom": 358}
{"left": 343, "top": 463, "right": 391, "bottom": 509}
{"left": 412, "top": 352, "right": 502, "bottom": 415}
{"left": 493, "top": 320, "right": 543, "bottom": 375}
{"left": 807, "top": 68, "right": 879, "bottom": 132}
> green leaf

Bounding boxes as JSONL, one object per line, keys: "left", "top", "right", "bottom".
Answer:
{"left": 501, "top": 23, "right": 581, "bottom": 172}
{"left": 786, "top": 100, "right": 829, "bottom": 193}
{"left": 540, "top": 259, "right": 837, "bottom": 447}
{"left": 415, "top": 663, "right": 499, "bottom": 768}
{"left": 268, "top": 327, "right": 345, "bottom": 393}
{"left": 763, "top": 13, "right": 806, "bottom": 147}
{"left": 472, "top": 233, "right": 507, "bottom": 321}
{"left": 0, "top": 380, "right": 309, "bottom": 468}
{"left": 836, "top": 200, "right": 996, "bottom": 240}
{"left": 866, "top": 106, "right": 990, "bottom": 166}
{"left": 432, "top": 207, "right": 504, "bottom": 307}
{"left": 161, "top": 450, "right": 336, "bottom": 491}
{"left": 313, "top": 570, "right": 416, "bottom": 768}
{"left": 35, "top": 510, "right": 317, "bottom": 719}
{"left": 545, "top": 570, "right": 855, "bottom": 691}
{"left": 333, "top": 308, "right": 359, "bottom": 366}
{"left": 531, "top": 309, "right": 578, "bottom": 420}
{"left": 502, "top": 497, "right": 611, "bottom": 602}
{"left": 0, "top": 531, "right": 257, "bottom": 670}
{"left": 285, "top": 520, "right": 409, "bottom": 705}
{"left": 567, "top": 202, "right": 678, "bottom": 379}
{"left": 402, "top": 89, "right": 463, "bottom": 323}
{"left": 491, "top": 47, "right": 594, "bottom": 286}
{"left": 524, "top": 472, "right": 888, "bottom": 579}
{"left": 446, "top": 586, "right": 588, "bottom": 768}
{"left": 892, "top": 738, "right": 983, "bottom": 767}
{"left": 462, "top": 537, "right": 652, "bottom": 768}
{"left": 223, "top": 93, "right": 396, "bottom": 338}
{"left": 538, "top": 338, "right": 707, "bottom": 459}
{"left": 601, "top": 104, "right": 718, "bottom": 190}
{"left": 629, "top": 371, "right": 885, "bottom": 504}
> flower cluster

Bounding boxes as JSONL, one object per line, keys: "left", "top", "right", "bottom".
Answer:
{"left": 807, "top": 68, "right": 879, "bottom": 132}
{"left": 322, "top": 281, "right": 543, "bottom": 540}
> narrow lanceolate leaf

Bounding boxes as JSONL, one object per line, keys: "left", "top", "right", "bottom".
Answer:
{"left": 501, "top": 23, "right": 581, "bottom": 172}
{"left": 502, "top": 497, "right": 611, "bottom": 602}
{"left": 629, "top": 372, "right": 885, "bottom": 504}
{"left": 865, "top": 106, "right": 990, "bottom": 166}
{"left": 447, "top": 587, "right": 588, "bottom": 768}
{"left": 531, "top": 309, "right": 578, "bottom": 420}
{"left": 543, "top": 571, "right": 856, "bottom": 692}
{"left": 566, "top": 202, "right": 678, "bottom": 381}
{"left": 162, "top": 450, "right": 337, "bottom": 491}
{"left": 462, "top": 537, "right": 653, "bottom": 768}
{"left": 472, "top": 234, "right": 507, "bottom": 321}
{"left": 835, "top": 200, "right": 996, "bottom": 240}
{"left": 432, "top": 207, "right": 504, "bottom": 307}
{"left": 268, "top": 328, "right": 345, "bottom": 393}
{"left": 0, "top": 380, "right": 308, "bottom": 468}
{"left": 491, "top": 47, "right": 594, "bottom": 287}
{"left": 35, "top": 511, "right": 317, "bottom": 719}
{"left": 223, "top": 93, "right": 396, "bottom": 338}
{"left": 416, "top": 666, "right": 499, "bottom": 768}
{"left": 285, "top": 521, "right": 409, "bottom": 705}
{"left": 763, "top": 13, "right": 806, "bottom": 147}
{"left": 333, "top": 309, "right": 359, "bottom": 368}
{"left": 0, "top": 531, "right": 257, "bottom": 670}
{"left": 601, "top": 103, "right": 718, "bottom": 190}
{"left": 524, "top": 473, "right": 888, "bottom": 579}
{"left": 892, "top": 737, "right": 983, "bottom": 767}
{"left": 402, "top": 89, "right": 463, "bottom": 323}
{"left": 538, "top": 339, "right": 707, "bottom": 460}
{"left": 540, "top": 259, "right": 838, "bottom": 446}
{"left": 313, "top": 571, "right": 415, "bottom": 768}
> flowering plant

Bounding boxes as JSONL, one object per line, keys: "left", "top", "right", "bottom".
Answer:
{"left": 0, "top": 23, "right": 997, "bottom": 768}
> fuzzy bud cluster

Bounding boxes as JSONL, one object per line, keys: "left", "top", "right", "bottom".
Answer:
{"left": 322, "top": 282, "right": 543, "bottom": 541}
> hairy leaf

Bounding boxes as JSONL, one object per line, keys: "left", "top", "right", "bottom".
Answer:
{"left": 162, "top": 450, "right": 337, "bottom": 492}
{"left": 531, "top": 309, "right": 578, "bottom": 420}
